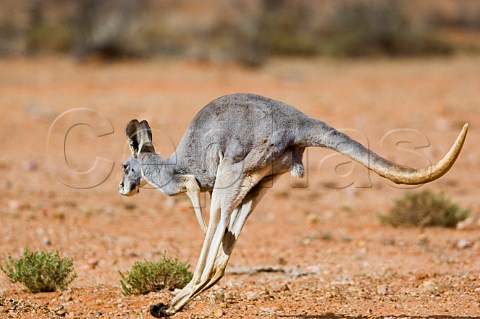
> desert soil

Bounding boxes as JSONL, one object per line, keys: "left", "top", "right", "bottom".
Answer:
{"left": 0, "top": 56, "right": 479, "bottom": 319}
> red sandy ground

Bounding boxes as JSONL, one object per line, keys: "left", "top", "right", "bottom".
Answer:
{"left": 0, "top": 56, "right": 479, "bottom": 318}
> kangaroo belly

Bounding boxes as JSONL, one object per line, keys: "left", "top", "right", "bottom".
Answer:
{"left": 270, "top": 147, "right": 305, "bottom": 177}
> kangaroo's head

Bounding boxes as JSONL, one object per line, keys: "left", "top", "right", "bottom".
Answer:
{"left": 118, "top": 119, "right": 153, "bottom": 196}
{"left": 118, "top": 155, "right": 145, "bottom": 196}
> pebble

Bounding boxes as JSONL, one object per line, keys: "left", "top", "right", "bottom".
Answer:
{"left": 261, "top": 307, "right": 275, "bottom": 314}
{"left": 245, "top": 291, "right": 262, "bottom": 301}
{"left": 306, "top": 212, "right": 319, "bottom": 224}
{"left": 213, "top": 309, "right": 224, "bottom": 317}
{"left": 218, "top": 302, "right": 228, "bottom": 308}
{"left": 22, "top": 160, "right": 39, "bottom": 171}
{"left": 271, "top": 283, "right": 290, "bottom": 292}
{"left": 57, "top": 308, "right": 67, "bottom": 316}
{"left": 224, "top": 291, "right": 237, "bottom": 302}
{"left": 87, "top": 258, "right": 100, "bottom": 269}
{"left": 376, "top": 284, "right": 388, "bottom": 295}
{"left": 300, "top": 237, "right": 312, "bottom": 246}
{"left": 419, "top": 280, "right": 438, "bottom": 294}
{"left": 457, "top": 216, "right": 480, "bottom": 230}
{"left": 53, "top": 304, "right": 64, "bottom": 312}
{"left": 42, "top": 236, "right": 52, "bottom": 246}
{"left": 456, "top": 239, "right": 473, "bottom": 249}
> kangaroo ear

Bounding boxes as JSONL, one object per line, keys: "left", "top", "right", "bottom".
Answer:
{"left": 138, "top": 120, "right": 155, "bottom": 153}
{"left": 126, "top": 119, "right": 140, "bottom": 157}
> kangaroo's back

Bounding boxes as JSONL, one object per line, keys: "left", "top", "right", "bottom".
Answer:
{"left": 172, "top": 93, "right": 318, "bottom": 187}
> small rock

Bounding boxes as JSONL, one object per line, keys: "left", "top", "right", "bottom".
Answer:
{"left": 42, "top": 237, "right": 52, "bottom": 246}
{"left": 419, "top": 280, "right": 438, "bottom": 294}
{"left": 376, "top": 284, "right": 388, "bottom": 295}
{"left": 92, "top": 311, "right": 102, "bottom": 317}
{"left": 277, "top": 257, "right": 287, "bottom": 265}
{"left": 261, "top": 307, "right": 275, "bottom": 314}
{"left": 456, "top": 216, "right": 477, "bottom": 230}
{"left": 212, "top": 289, "right": 226, "bottom": 302}
{"left": 22, "top": 160, "right": 38, "bottom": 171}
{"left": 224, "top": 291, "right": 237, "bottom": 302}
{"left": 271, "top": 283, "right": 290, "bottom": 292}
{"left": 218, "top": 302, "right": 228, "bottom": 309}
{"left": 53, "top": 304, "right": 64, "bottom": 312}
{"left": 325, "top": 291, "right": 337, "bottom": 298}
{"left": 87, "top": 258, "right": 100, "bottom": 269}
{"left": 245, "top": 291, "right": 262, "bottom": 301}
{"left": 300, "top": 237, "right": 312, "bottom": 246}
{"left": 56, "top": 308, "right": 67, "bottom": 316}
{"left": 456, "top": 239, "right": 473, "bottom": 250}
{"left": 213, "top": 308, "right": 224, "bottom": 317}
{"left": 126, "top": 250, "right": 139, "bottom": 257}
{"left": 305, "top": 212, "right": 319, "bottom": 224}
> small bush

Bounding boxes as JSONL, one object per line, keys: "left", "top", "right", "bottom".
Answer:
{"left": 259, "top": 1, "right": 319, "bottom": 56}
{"left": 321, "top": 0, "right": 454, "bottom": 57}
{"left": 381, "top": 191, "right": 470, "bottom": 228}
{"left": 119, "top": 253, "right": 192, "bottom": 295}
{"left": 27, "top": 23, "right": 73, "bottom": 54}
{"left": 0, "top": 246, "right": 77, "bottom": 293}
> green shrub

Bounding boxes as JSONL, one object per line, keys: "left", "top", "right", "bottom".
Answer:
{"left": 27, "top": 23, "right": 73, "bottom": 53}
{"left": 381, "top": 191, "right": 470, "bottom": 228}
{"left": 0, "top": 246, "right": 77, "bottom": 293}
{"left": 119, "top": 253, "right": 193, "bottom": 295}
{"left": 321, "top": 0, "right": 454, "bottom": 57}
{"left": 259, "top": 3, "right": 319, "bottom": 56}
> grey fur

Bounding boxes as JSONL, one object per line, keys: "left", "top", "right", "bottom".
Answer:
{"left": 118, "top": 93, "right": 467, "bottom": 317}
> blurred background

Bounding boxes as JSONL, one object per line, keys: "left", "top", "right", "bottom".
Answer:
{"left": 1, "top": 2, "right": 480, "bottom": 317}
{"left": 1, "top": 0, "right": 480, "bottom": 65}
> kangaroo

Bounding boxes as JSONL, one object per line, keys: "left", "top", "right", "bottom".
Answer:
{"left": 118, "top": 93, "right": 468, "bottom": 317}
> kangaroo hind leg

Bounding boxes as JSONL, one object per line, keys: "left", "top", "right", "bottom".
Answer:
{"left": 151, "top": 162, "right": 270, "bottom": 317}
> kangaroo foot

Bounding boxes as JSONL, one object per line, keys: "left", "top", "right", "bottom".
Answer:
{"left": 149, "top": 302, "right": 170, "bottom": 318}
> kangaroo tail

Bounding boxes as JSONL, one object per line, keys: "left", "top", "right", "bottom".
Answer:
{"left": 301, "top": 120, "right": 468, "bottom": 185}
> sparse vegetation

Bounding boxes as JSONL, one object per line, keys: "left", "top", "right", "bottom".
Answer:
{"left": 1, "top": 0, "right": 479, "bottom": 62}
{"left": 320, "top": 1, "right": 454, "bottom": 57}
{"left": 259, "top": 0, "right": 319, "bottom": 56}
{"left": 119, "top": 253, "right": 192, "bottom": 295}
{"left": 381, "top": 191, "right": 470, "bottom": 228}
{"left": 0, "top": 246, "right": 77, "bottom": 293}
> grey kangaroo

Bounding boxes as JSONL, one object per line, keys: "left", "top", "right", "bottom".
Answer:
{"left": 118, "top": 93, "right": 468, "bottom": 317}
